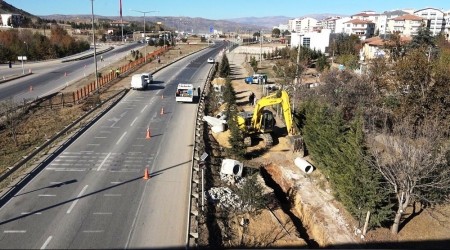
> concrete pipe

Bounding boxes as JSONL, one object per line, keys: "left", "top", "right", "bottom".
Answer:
{"left": 294, "top": 157, "right": 315, "bottom": 174}
{"left": 220, "top": 159, "right": 243, "bottom": 177}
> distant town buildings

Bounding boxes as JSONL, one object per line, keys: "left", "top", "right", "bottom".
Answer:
{"left": 0, "top": 13, "right": 23, "bottom": 28}
{"left": 284, "top": 6, "right": 450, "bottom": 60}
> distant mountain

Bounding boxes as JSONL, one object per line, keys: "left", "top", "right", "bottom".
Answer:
{"left": 226, "top": 16, "right": 293, "bottom": 29}
{"left": 226, "top": 14, "right": 347, "bottom": 29}
{"left": 39, "top": 14, "right": 267, "bottom": 34}
{"left": 0, "top": 0, "right": 36, "bottom": 18}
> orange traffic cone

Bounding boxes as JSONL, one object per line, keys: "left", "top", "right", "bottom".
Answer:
{"left": 160, "top": 107, "right": 164, "bottom": 115}
{"left": 143, "top": 168, "right": 150, "bottom": 180}
{"left": 146, "top": 127, "right": 151, "bottom": 139}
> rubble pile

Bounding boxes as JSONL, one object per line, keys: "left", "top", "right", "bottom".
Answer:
{"left": 207, "top": 187, "right": 243, "bottom": 210}
{"left": 219, "top": 173, "right": 245, "bottom": 187}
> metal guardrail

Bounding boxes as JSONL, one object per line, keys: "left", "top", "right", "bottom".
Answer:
{"left": 185, "top": 63, "right": 216, "bottom": 248}
{"left": 61, "top": 47, "right": 114, "bottom": 63}
{"left": 0, "top": 89, "right": 128, "bottom": 205}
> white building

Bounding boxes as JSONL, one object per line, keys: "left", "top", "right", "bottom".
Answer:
{"left": 342, "top": 19, "right": 375, "bottom": 40}
{"left": 274, "top": 24, "right": 289, "bottom": 33}
{"left": 0, "top": 13, "right": 23, "bottom": 28}
{"left": 290, "top": 29, "right": 331, "bottom": 53}
{"left": 335, "top": 17, "right": 352, "bottom": 33}
{"left": 379, "top": 10, "right": 409, "bottom": 35}
{"left": 387, "top": 14, "right": 424, "bottom": 36}
{"left": 414, "top": 8, "right": 446, "bottom": 36}
{"left": 321, "top": 16, "right": 343, "bottom": 33}
{"left": 289, "top": 17, "right": 318, "bottom": 33}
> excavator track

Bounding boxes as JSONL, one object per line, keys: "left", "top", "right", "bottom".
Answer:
{"left": 260, "top": 133, "right": 273, "bottom": 148}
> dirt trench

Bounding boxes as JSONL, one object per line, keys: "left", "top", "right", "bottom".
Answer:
{"left": 260, "top": 166, "right": 320, "bottom": 248}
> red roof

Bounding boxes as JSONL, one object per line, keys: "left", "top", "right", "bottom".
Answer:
{"left": 391, "top": 14, "right": 423, "bottom": 21}
{"left": 344, "top": 19, "right": 374, "bottom": 24}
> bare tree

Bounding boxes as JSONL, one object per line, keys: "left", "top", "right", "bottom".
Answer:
{"left": 0, "top": 98, "right": 23, "bottom": 146}
{"left": 370, "top": 118, "right": 450, "bottom": 234}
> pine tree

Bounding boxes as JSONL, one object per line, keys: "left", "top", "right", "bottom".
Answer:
{"left": 219, "top": 53, "right": 231, "bottom": 77}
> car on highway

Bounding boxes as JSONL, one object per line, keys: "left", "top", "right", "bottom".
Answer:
{"left": 207, "top": 57, "right": 215, "bottom": 63}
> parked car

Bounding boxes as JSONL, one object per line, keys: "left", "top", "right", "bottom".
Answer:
{"left": 244, "top": 74, "right": 267, "bottom": 84}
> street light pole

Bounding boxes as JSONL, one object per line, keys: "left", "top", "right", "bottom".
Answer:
{"left": 90, "top": 0, "right": 99, "bottom": 93}
{"left": 131, "top": 10, "right": 158, "bottom": 62}
{"left": 22, "top": 41, "right": 28, "bottom": 74}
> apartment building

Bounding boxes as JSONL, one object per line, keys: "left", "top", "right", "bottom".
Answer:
{"left": 342, "top": 19, "right": 375, "bottom": 39}
{"left": 288, "top": 17, "right": 319, "bottom": 33}
{"left": 321, "top": 16, "right": 343, "bottom": 33}
{"left": 414, "top": 8, "right": 446, "bottom": 36}
{"left": 387, "top": 14, "right": 424, "bottom": 36}
{"left": 380, "top": 10, "right": 409, "bottom": 35}
{"left": 335, "top": 17, "right": 352, "bottom": 33}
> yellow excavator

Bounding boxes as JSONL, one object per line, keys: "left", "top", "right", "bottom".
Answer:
{"left": 236, "top": 90, "right": 295, "bottom": 147}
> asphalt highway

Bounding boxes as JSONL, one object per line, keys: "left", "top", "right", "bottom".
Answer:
{"left": 0, "top": 42, "right": 144, "bottom": 102}
{"left": 0, "top": 41, "right": 227, "bottom": 249}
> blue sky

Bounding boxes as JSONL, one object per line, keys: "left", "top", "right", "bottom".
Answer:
{"left": 5, "top": 0, "right": 450, "bottom": 19}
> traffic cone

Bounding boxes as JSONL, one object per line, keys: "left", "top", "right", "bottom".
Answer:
{"left": 29, "top": 85, "right": 33, "bottom": 92}
{"left": 143, "top": 168, "right": 150, "bottom": 180}
{"left": 146, "top": 127, "right": 151, "bottom": 139}
{"left": 160, "top": 107, "right": 164, "bottom": 115}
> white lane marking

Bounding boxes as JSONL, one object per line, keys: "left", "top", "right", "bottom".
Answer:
{"left": 83, "top": 230, "right": 104, "bottom": 233}
{"left": 97, "top": 152, "right": 112, "bottom": 171}
{"left": 66, "top": 185, "right": 88, "bottom": 214}
{"left": 21, "top": 212, "right": 42, "bottom": 215}
{"left": 93, "top": 212, "right": 112, "bottom": 215}
{"left": 4, "top": 230, "right": 26, "bottom": 233}
{"left": 50, "top": 163, "right": 75, "bottom": 166}
{"left": 116, "top": 132, "right": 127, "bottom": 145}
{"left": 140, "top": 105, "right": 148, "bottom": 113}
{"left": 110, "top": 181, "right": 121, "bottom": 184}
{"left": 38, "top": 194, "right": 56, "bottom": 197}
{"left": 40, "top": 236, "right": 53, "bottom": 249}
{"left": 104, "top": 194, "right": 121, "bottom": 197}
{"left": 46, "top": 168, "right": 86, "bottom": 172}
{"left": 109, "top": 169, "right": 140, "bottom": 173}
{"left": 130, "top": 117, "right": 138, "bottom": 127}
{"left": 80, "top": 151, "right": 93, "bottom": 154}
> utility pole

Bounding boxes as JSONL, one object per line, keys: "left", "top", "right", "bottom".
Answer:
{"left": 131, "top": 10, "right": 159, "bottom": 62}
{"left": 293, "top": 35, "right": 302, "bottom": 113}
{"left": 91, "top": 0, "right": 99, "bottom": 92}
{"left": 260, "top": 30, "right": 263, "bottom": 64}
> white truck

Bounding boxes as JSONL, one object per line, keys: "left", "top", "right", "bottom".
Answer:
{"left": 175, "top": 83, "right": 195, "bottom": 102}
{"left": 130, "top": 73, "right": 153, "bottom": 90}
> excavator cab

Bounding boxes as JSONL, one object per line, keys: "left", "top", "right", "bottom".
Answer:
{"left": 258, "top": 110, "right": 276, "bottom": 133}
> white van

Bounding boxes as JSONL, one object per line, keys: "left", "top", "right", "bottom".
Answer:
{"left": 175, "top": 83, "right": 195, "bottom": 102}
{"left": 131, "top": 74, "right": 147, "bottom": 90}
{"left": 141, "top": 72, "right": 153, "bottom": 84}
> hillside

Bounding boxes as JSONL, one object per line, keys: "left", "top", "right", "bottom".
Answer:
{"left": 0, "top": 0, "right": 34, "bottom": 17}
{"left": 40, "top": 14, "right": 267, "bottom": 34}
